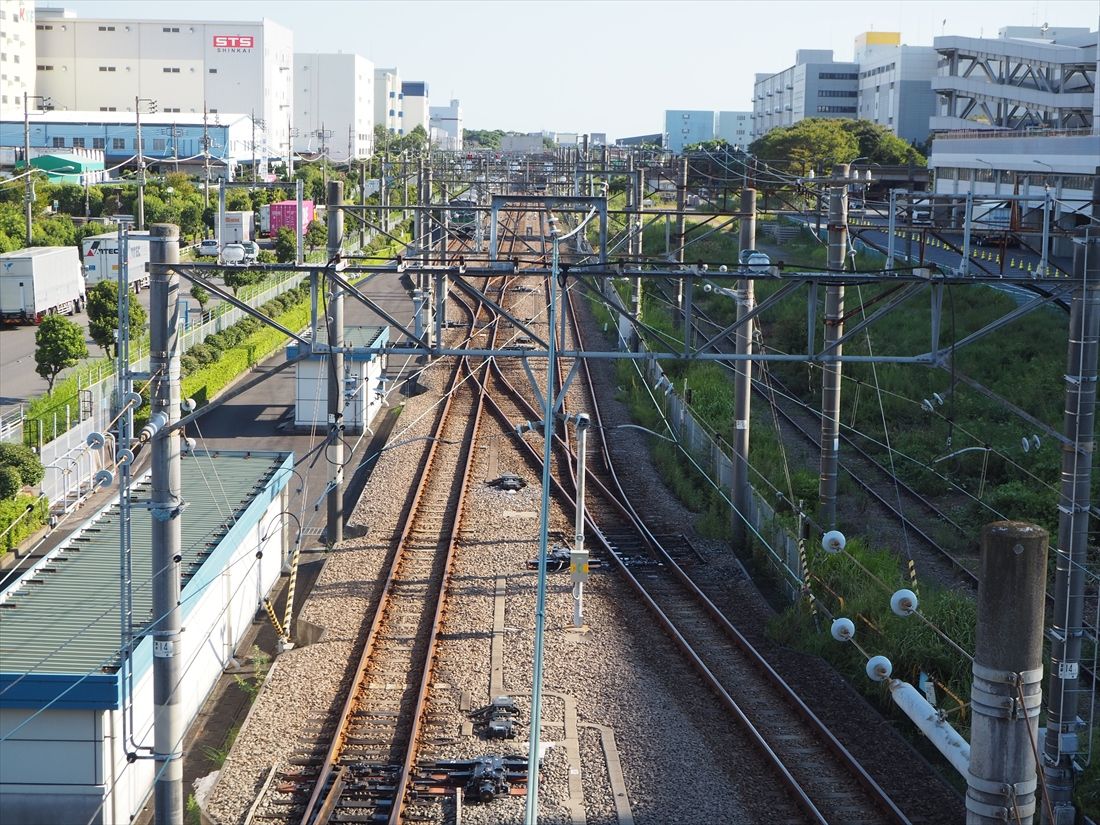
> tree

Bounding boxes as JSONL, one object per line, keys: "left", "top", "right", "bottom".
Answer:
{"left": 0, "top": 466, "right": 21, "bottom": 500}
{"left": 0, "top": 443, "right": 44, "bottom": 488}
{"left": 190, "top": 284, "right": 210, "bottom": 312}
{"left": 274, "top": 227, "right": 296, "bottom": 263}
{"left": 86, "top": 281, "right": 147, "bottom": 356}
{"left": 749, "top": 118, "right": 859, "bottom": 176}
{"left": 223, "top": 268, "right": 265, "bottom": 294}
{"left": 839, "top": 120, "right": 926, "bottom": 166}
{"left": 34, "top": 315, "right": 88, "bottom": 392}
{"left": 305, "top": 219, "right": 327, "bottom": 252}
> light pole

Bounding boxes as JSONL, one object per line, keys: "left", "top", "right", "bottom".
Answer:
{"left": 134, "top": 97, "right": 158, "bottom": 230}
{"left": 23, "top": 92, "right": 52, "bottom": 245}
{"left": 1032, "top": 160, "right": 1055, "bottom": 276}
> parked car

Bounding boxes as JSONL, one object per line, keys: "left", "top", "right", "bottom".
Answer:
{"left": 221, "top": 243, "right": 247, "bottom": 265}
{"left": 974, "top": 232, "right": 1022, "bottom": 248}
{"left": 197, "top": 239, "right": 220, "bottom": 257}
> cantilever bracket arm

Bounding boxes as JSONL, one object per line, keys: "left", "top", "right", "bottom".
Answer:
{"left": 324, "top": 267, "right": 429, "bottom": 349}
{"left": 167, "top": 265, "right": 313, "bottom": 348}
{"left": 695, "top": 280, "right": 804, "bottom": 355}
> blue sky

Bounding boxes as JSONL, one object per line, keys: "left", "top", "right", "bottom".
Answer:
{"left": 43, "top": 0, "right": 1100, "bottom": 139}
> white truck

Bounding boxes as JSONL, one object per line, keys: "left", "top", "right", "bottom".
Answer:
{"left": 0, "top": 246, "right": 86, "bottom": 325}
{"left": 223, "top": 210, "right": 255, "bottom": 244}
{"left": 80, "top": 233, "right": 151, "bottom": 291}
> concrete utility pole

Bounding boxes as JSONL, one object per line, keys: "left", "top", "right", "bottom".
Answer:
{"left": 968, "top": 521, "right": 1048, "bottom": 825}
{"left": 295, "top": 178, "right": 304, "bottom": 265}
{"left": 202, "top": 105, "right": 211, "bottom": 208}
{"left": 359, "top": 160, "right": 367, "bottom": 250}
{"left": 326, "top": 181, "right": 345, "bottom": 547}
{"left": 675, "top": 157, "right": 688, "bottom": 318}
{"left": 135, "top": 96, "right": 150, "bottom": 231}
{"left": 23, "top": 92, "right": 33, "bottom": 245}
{"left": 149, "top": 223, "right": 183, "bottom": 825}
{"left": 632, "top": 166, "right": 646, "bottom": 336}
{"left": 379, "top": 152, "right": 388, "bottom": 233}
{"left": 819, "top": 163, "right": 849, "bottom": 527}
{"left": 1041, "top": 223, "right": 1100, "bottom": 824}
{"left": 733, "top": 188, "right": 757, "bottom": 549}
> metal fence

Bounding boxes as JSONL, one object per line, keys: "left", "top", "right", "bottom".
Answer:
{"left": 599, "top": 275, "right": 804, "bottom": 598}
{"left": 14, "top": 269, "right": 305, "bottom": 509}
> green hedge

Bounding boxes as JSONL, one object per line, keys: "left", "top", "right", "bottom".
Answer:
{"left": 182, "top": 300, "right": 312, "bottom": 408}
{"left": 0, "top": 494, "right": 49, "bottom": 555}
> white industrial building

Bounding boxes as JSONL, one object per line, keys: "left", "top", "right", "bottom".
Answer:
{"left": 0, "top": 0, "right": 36, "bottom": 109}
{"left": 0, "top": 452, "right": 293, "bottom": 825}
{"left": 931, "top": 26, "right": 1097, "bottom": 132}
{"left": 374, "top": 67, "right": 401, "bottom": 134}
{"left": 400, "top": 80, "right": 429, "bottom": 136}
{"left": 295, "top": 52, "right": 374, "bottom": 162}
{"left": 751, "top": 50, "right": 859, "bottom": 140}
{"left": 33, "top": 9, "right": 293, "bottom": 162}
{"left": 854, "top": 32, "right": 938, "bottom": 144}
{"left": 664, "top": 110, "right": 714, "bottom": 153}
{"left": 429, "top": 98, "right": 462, "bottom": 150}
{"left": 715, "top": 111, "right": 751, "bottom": 147}
{"left": 500, "top": 134, "right": 545, "bottom": 154}
{"left": 287, "top": 326, "right": 389, "bottom": 433}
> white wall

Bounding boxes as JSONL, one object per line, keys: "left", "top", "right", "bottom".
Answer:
{"left": 0, "top": 0, "right": 36, "bottom": 110}
{"left": 295, "top": 357, "right": 383, "bottom": 432}
{"left": 295, "top": 52, "right": 374, "bottom": 161}
{"left": 34, "top": 16, "right": 292, "bottom": 159}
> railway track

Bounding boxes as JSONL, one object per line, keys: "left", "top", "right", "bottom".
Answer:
{"left": 469, "top": 259, "right": 912, "bottom": 823}
{"left": 248, "top": 214, "right": 529, "bottom": 825}
{"left": 658, "top": 281, "right": 1098, "bottom": 682}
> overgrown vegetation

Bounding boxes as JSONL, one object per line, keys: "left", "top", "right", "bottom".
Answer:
{"left": 587, "top": 205, "right": 1098, "bottom": 814}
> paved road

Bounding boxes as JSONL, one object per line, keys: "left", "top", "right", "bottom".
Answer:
{"left": 0, "top": 284, "right": 227, "bottom": 417}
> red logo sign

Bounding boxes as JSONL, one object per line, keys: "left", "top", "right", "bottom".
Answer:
{"left": 212, "top": 35, "right": 254, "bottom": 49}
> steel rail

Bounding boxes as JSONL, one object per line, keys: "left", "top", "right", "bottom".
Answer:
{"left": 298, "top": 214, "right": 524, "bottom": 824}
{"left": 471, "top": 299, "right": 910, "bottom": 824}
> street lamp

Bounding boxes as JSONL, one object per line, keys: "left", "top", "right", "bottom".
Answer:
{"left": 23, "top": 92, "right": 53, "bottom": 245}
{"left": 134, "top": 97, "right": 158, "bottom": 230}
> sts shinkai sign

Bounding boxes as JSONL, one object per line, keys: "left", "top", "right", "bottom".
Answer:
{"left": 213, "top": 35, "right": 254, "bottom": 52}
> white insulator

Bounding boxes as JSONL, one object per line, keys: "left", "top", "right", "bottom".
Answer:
{"left": 86, "top": 432, "right": 106, "bottom": 450}
{"left": 822, "top": 529, "right": 846, "bottom": 554}
{"left": 702, "top": 283, "right": 714, "bottom": 293}
{"left": 1021, "top": 436, "right": 1031, "bottom": 453}
{"left": 1030, "top": 435, "right": 1041, "bottom": 451}
{"left": 831, "top": 617, "right": 855, "bottom": 642}
{"left": 746, "top": 251, "right": 771, "bottom": 274}
{"left": 719, "top": 264, "right": 728, "bottom": 273}
{"left": 890, "top": 588, "right": 919, "bottom": 616}
{"left": 93, "top": 469, "right": 114, "bottom": 488}
{"left": 932, "top": 392, "right": 945, "bottom": 406}
{"left": 182, "top": 437, "right": 197, "bottom": 454}
{"left": 181, "top": 397, "right": 197, "bottom": 413}
{"left": 124, "top": 391, "right": 142, "bottom": 408}
{"left": 866, "top": 655, "right": 893, "bottom": 682}
{"left": 921, "top": 398, "right": 934, "bottom": 413}
{"left": 116, "top": 448, "right": 135, "bottom": 466}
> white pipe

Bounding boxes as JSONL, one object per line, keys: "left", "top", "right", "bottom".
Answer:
{"left": 888, "top": 678, "right": 970, "bottom": 777}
